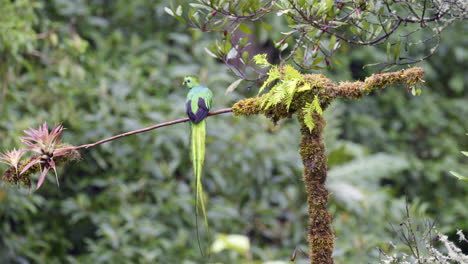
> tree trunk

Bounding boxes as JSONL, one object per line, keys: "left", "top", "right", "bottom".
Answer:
{"left": 298, "top": 113, "right": 334, "bottom": 264}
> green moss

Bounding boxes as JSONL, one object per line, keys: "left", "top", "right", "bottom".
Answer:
{"left": 335, "top": 67, "right": 425, "bottom": 98}
{"left": 298, "top": 114, "right": 334, "bottom": 264}
{"left": 232, "top": 97, "right": 262, "bottom": 116}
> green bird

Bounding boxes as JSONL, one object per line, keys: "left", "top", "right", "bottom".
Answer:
{"left": 183, "top": 75, "right": 213, "bottom": 239}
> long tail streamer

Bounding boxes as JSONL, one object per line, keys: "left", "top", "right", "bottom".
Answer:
{"left": 191, "top": 120, "right": 209, "bottom": 255}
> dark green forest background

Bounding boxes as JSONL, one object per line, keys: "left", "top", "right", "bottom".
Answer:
{"left": 0, "top": 1, "right": 467, "bottom": 263}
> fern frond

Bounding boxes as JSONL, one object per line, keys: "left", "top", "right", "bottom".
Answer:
{"left": 258, "top": 66, "right": 280, "bottom": 95}
{"left": 284, "top": 79, "right": 299, "bottom": 110}
{"left": 297, "top": 82, "right": 311, "bottom": 92}
{"left": 311, "top": 95, "right": 323, "bottom": 115}
{"left": 282, "top": 65, "right": 303, "bottom": 81}
{"left": 303, "top": 102, "right": 315, "bottom": 132}
{"left": 262, "top": 82, "right": 287, "bottom": 110}
{"left": 253, "top": 53, "right": 271, "bottom": 67}
{"left": 302, "top": 95, "right": 323, "bottom": 132}
{"left": 257, "top": 64, "right": 305, "bottom": 109}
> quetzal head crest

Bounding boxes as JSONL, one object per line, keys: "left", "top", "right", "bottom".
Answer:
{"left": 182, "top": 75, "right": 200, "bottom": 88}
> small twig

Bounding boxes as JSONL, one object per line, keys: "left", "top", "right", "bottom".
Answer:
{"left": 73, "top": 108, "right": 233, "bottom": 150}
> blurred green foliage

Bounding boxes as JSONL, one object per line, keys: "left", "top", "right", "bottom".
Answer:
{"left": 0, "top": 1, "right": 466, "bottom": 264}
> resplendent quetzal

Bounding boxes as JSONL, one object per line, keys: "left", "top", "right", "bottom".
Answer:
{"left": 183, "top": 75, "right": 213, "bottom": 232}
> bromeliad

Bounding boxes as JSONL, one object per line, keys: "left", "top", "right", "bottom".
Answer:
{"left": 183, "top": 75, "right": 213, "bottom": 240}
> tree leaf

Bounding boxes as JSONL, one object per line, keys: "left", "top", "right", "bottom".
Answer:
{"left": 211, "top": 234, "right": 250, "bottom": 256}
{"left": 164, "top": 7, "right": 174, "bottom": 16}
{"left": 226, "top": 48, "right": 238, "bottom": 60}
{"left": 239, "top": 23, "right": 253, "bottom": 34}
{"left": 225, "top": 79, "right": 243, "bottom": 95}
{"left": 450, "top": 171, "right": 468, "bottom": 182}
{"left": 261, "top": 21, "right": 272, "bottom": 31}
{"left": 204, "top": 47, "right": 218, "bottom": 58}
{"left": 175, "top": 5, "right": 183, "bottom": 16}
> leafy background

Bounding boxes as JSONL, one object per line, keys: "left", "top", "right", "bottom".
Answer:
{"left": 0, "top": 0, "right": 466, "bottom": 263}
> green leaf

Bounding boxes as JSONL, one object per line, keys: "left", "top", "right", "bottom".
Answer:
{"left": 189, "top": 3, "right": 212, "bottom": 10}
{"left": 241, "top": 51, "right": 250, "bottom": 65}
{"left": 164, "top": 7, "right": 174, "bottom": 16}
{"left": 173, "top": 15, "right": 186, "bottom": 23}
{"left": 312, "top": 57, "right": 324, "bottom": 65}
{"left": 277, "top": 9, "right": 292, "bottom": 16}
{"left": 175, "top": 5, "right": 183, "bottom": 16}
{"left": 329, "top": 36, "right": 336, "bottom": 51}
{"left": 450, "top": 171, "right": 468, "bottom": 182}
{"left": 223, "top": 36, "right": 232, "bottom": 53}
{"left": 279, "top": 42, "right": 289, "bottom": 52}
{"left": 261, "top": 21, "right": 272, "bottom": 31}
{"left": 225, "top": 79, "right": 243, "bottom": 95}
{"left": 331, "top": 21, "right": 348, "bottom": 26}
{"left": 325, "top": 0, "right": 334, "bottom": 12}
{"left": 226, "top": 48, "right": 238, "bottom": 60}
{"left": 239, "top": 23, "right": 253, "bottom": 34}
{"left": 211, "top": 234, "right": 250, "bottom": 256}
{"left": 204, "top": 47, "right": 218, "bottom": 58}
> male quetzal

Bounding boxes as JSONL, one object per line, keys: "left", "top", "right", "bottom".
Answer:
{"left": 183, "top": 75, "right": 213, "bottom": 232}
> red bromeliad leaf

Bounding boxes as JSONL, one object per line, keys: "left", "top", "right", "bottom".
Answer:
{"left": 0, "top": 148, "right": 28, "bottom": 172}
{"left": 20, "top": 158, "right": 41, "bottom": 175}
{"left": 52, "top": 166, "right": 59, "bottom": 187}
{"left": 21, "top": 122, "right": 64, "bottom": 154}
{"left": 16, "top": 122, "right": 72, "bottom": 189}
{"left": 53, "top": 148, "right": 70, "bottom": 157}
{"left": 37, "top": 166, "right": 50, "bottom": 190}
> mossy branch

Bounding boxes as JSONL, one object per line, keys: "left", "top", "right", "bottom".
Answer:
{"left": 333, "top": 67, "right": 425, "bottom": 98}
{"left": 232, "top": 67, "right": 425, "bottom": 120}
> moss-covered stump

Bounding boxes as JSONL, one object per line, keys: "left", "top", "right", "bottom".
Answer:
{"left": 232, "top": 66, "right": 425, "bottom": 264}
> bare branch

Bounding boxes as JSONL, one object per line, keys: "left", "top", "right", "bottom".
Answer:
{"left": 73, "top": 108, "right": 233, "bottom": 150}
